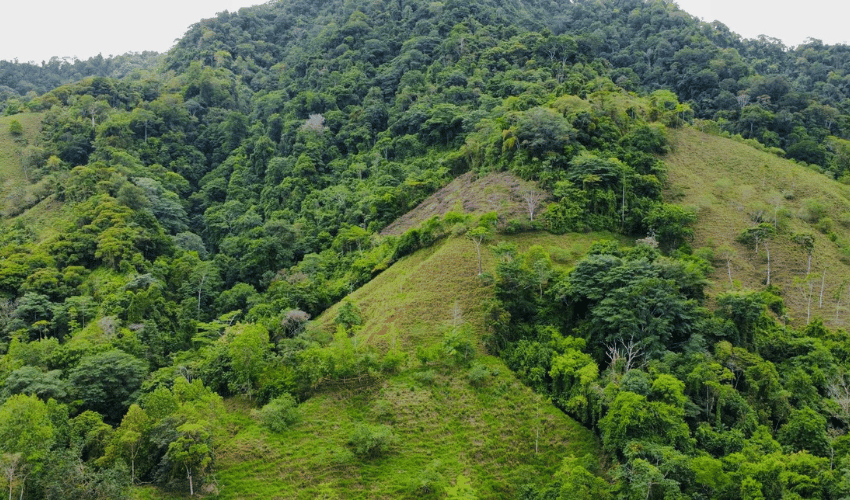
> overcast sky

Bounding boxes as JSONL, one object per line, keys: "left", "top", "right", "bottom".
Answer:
{"left": 675, "top": 0, "right": 850, "bottom": 47}
{"left": 0, "top": 1, "right": 261, "bottom": 64}
{"left": 1, "top": 0, "right": 848, "bottom": 64}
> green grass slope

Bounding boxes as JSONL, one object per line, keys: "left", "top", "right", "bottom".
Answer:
{"left": 0, "top": 112, "right": 66, "bottom": 240}
{"left": 665, "top": 126, "right": 850, "bottom": 328}
{"left": 0, "top": 113, "right": 41, "bottom": 198}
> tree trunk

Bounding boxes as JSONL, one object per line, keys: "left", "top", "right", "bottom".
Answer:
{"left": 475, "top": 240, "right": 482, "bottom": 276}
{"left": 765, "top": 241, "right": 771, "bottom": 286}
{"left": 187, "top": 467, "right": 194, "bottom": 496}
{"left": 726, "top": 259, "right": 733, "bottom": 286}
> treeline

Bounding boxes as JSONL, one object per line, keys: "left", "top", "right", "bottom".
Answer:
{"left": 0, "top": 52, "right": 162, "bottom": 113}
{"left": 562, "top": 0, "right": 850, "bottom": 178}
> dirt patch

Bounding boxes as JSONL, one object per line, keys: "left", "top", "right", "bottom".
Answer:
{"left": 381, "top": 171, "right": 548, "bottom": 235}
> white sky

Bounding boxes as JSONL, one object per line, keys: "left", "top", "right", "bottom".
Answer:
{"left": 1, "top": 0, "right": 848, "bottom": 64}
{"left": 0, "top": 1, "right": 261, "bottom": 64}
{"left": 675, "top": 0, "right": 850, "bottom": 47}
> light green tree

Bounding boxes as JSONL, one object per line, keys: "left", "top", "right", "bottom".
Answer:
{"left": 167, "top": 422, "right": 212, "bottom": 496}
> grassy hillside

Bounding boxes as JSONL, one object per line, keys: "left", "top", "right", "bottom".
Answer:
{"left": 0, "top": 112, "right": 66, "bottom": 241}
{"left": 318, "top": 231, "right": 624, "bottom": 352}
{"left": 204, "top": 362, "right": 597, "bottom": 499}
{"left": 0, "top": 113, "right": 40, "bottom": 198}
{"left": 665, "top": 126, "right": 850, "bottom": 327}
{"left": 381, "top": 172, "right": 547, "bottom": 236}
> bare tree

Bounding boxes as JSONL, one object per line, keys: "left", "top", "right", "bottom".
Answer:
{"left": 792, "top": 233, "right": 815, "bottom": 277}
{"left": 522, "top": 188, "right": 543, "bottom": 222}
{"left": 606, "top": 337, "right": 643, "bottom": 377}
{"left": 717, "top": 245, "right": 736, "bottom": 286}
{"left": 795, "top": 275, "right": 816, "bottom": 325}
{"left": 1, "top": 453, "right": 22, "bottom": 500}
{"left": 828, "top": 373, "right": 850, "bottom": 424}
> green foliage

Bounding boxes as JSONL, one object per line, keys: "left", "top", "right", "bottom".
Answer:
{"left": 441, "top": 323, "right": 477, "bottom": 366}
{"left": 4, "top": 0, "right": 850, "bottom": 497}
{"left": 252, "top": 393, "right": 299, "bottom": 433}
{"left": 334, "top": 299, "right": 363, "bottom": 333}
{"left": 68, "top": 349, "right": 148, "bottom": 424}
{"left": 347, "top": 423, "right": 398, "bottom": 459}
{"left": 644, "top": 203, "right": 697, "bottom": 250}
{"left": 8, "top": 119, "right": 22, "bottom": 136}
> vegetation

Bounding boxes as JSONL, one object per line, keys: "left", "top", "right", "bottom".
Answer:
{"left": 2, "top": 0, "right": 850, "bottom": 498}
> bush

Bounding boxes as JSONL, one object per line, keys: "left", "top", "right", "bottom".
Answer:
{"left": 8, "top": 119, "right": 22, "bottom": 136}
{"left": 372, "top": 399, "right": 395, "bottom": 423}
{"left": 816, "top": 217, "right": 834, "bottom": 234}
{"left": 467, "top": 362, "right": 497, "bottom": 386}
{"left": 348, "top": 423, "right": 398, "bottom": 458}
{"left": 252, "top": 393, "right": 299, "bottom": 432}
{"left": 412, "top": 369, "right": 437, "bottom": 385}
{"left": 441, "top": 324, "right": 476, "bottom": 365}
{"left": 411, "top": 460, "right": 446, "bottom": 497}
{"left": 799, "top": 198, "right": 827, "bottom": 223}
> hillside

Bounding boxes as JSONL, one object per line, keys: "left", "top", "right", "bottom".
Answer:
{"left": 666, "top": 126, "right": 850, "bottom": 327}
{"left": 380, "top": 172, "right": 547, "bottom": 236}
{"left": 4, "top": 0, "right": 850, "bottom": 498}
{"left": 188, "top": 233, "right": 602, "bottom": 499}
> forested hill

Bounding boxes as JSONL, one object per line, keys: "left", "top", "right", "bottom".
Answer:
{"left": 0, "top": 52, "right": 162, "bottom": 109}
{"left": 4, "top": 0, "right": 850, "bottom": 498}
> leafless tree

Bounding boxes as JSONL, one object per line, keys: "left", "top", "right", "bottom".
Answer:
{"left": 522, "top": 188, "right": 543, "bottom": 222}
{"left": 281, "top": 309, "right": 311, "bottom": 338}
{"left": 828, "top": 373, "right": 850, "bottom": 424}
{"left": 301, "top": 113, "right": 325, "bottom": 133}
{"left": 606, "top": 337, "right": 643, "bottom": 376}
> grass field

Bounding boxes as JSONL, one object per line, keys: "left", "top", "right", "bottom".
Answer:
{"left": 665, "top": 126, "right": 850, "bottom": 328}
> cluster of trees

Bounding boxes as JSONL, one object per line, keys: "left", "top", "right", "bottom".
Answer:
{"left": 491, "top": 240, "right": 850, "bottom": 498}
{"left": 0, "top": 52, "right": 162, "bottom": 114}
{"left": 557, "top": 0, "right": 850, "bottom": 178}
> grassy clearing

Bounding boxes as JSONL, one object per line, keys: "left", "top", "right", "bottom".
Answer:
{"left": 0, "top": 113, "right": 41, "bottom": 185}
{"left": 0, "top": 112, "right": 66, "bottom": 242}
{"left": 382, "top": 171, "right": 546, "bottom": 236}
{"left": 136, "top": 230, "right": 609, "bottom": 499}
{"left": 211, "top": 358, "right": 597, "bottom": 499}
{"left": 665, "top": 126, "right": 850, "bottom": 327}
{"left": 315, "top": 231, "right": 620, "bottom": 353}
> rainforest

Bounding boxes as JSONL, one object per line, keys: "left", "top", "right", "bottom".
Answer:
{"left": 3, "top": 0, "right": 850, "bottom": 498}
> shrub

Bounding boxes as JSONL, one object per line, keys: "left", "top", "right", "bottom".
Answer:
{"left": 799, "top": 198, "right": 827, "bottom": 223}
{"left": 8, "top": 119, "right": 22, "bottom": 136}
{"left": 253, "top": 393, "right": 299, "bottom": 432}
{"left": 441, "top": 324, "right": 476, "bottom": 365}
{"left": 411, "top": 460, "right": 446, "bottom": 497}
{"left": 348, "top": 423, "right": 398, "bottom": 458}
{"left": 467, "top": 362, "right": 496, "bottom": 386}
{"left": 412, "top": 369, "right": 437, "bottom": 385}
{"left": 816, "top": 217, "right": 834, "bottom": 234}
